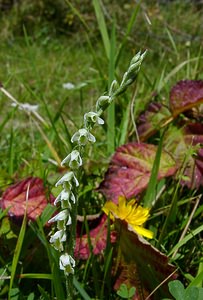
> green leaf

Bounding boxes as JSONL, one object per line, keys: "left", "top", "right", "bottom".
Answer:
{"left": 27, "top": 293, "right": 35, "bottom": 300}
{"left": 39, "top": 203, "right": 57, "bottom": 226}
{"left": 198, "top": 288, "right": 203, "bottom": 300}
{"left": 128, "top": 286, "right": 136, "bottom": 298}
{"left": 19, "top": 273, "right": 53, "bottom": 280}
{"left": 168, "top": 280, "right": 185, "bottom": 300}
{"left": 73, "top": 277, "right": 92, "bottom": 300}
{"left": 9, "top": 288, "right": 20, "bottom": 300}
{"left": 185, "top": 286, "right": 199, "bottom": 300}
{"left": 117, "top": 283, "right": 129, "bottom": 298}
{"left": 37, "top": 285, "right": 51, "bottom": 300}
{"left": 0, "top": 217, "right": 17, "bottom": 239}
{"left": 188, "top": 270, "right": 203, "bottom": 288}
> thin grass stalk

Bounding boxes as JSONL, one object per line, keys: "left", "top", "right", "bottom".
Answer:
{"left": 158, "top": 146, "right": 196, "bottom": 247}
{"left": 172, "top": 195, "right": 201, "bottom": 259}
{"left": 143, "top": 130, "right": 165, "bottom": 208}
{"left": 115, "top": 1, "right": 141, "bottom": 68}
{"left": 107, "top": 19, "right": 116, "bottom": 154}
{"left": 92, "top": 0, "right": 110, "bottom": 60}
{"left": 168, "top": 224, "right": 203, "bottom": 257}
{"left": 8, "top": 184, "right": 29, "bottom": 300}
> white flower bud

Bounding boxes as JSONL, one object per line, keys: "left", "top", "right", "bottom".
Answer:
{"left": 130, "top": 51, "right": 141, "bottom": 64}
{"left": 96, "top": 95, "right": 111, "bottom": 111}
{"left": 109, "top": 80, "right": 119, "bottom": 96}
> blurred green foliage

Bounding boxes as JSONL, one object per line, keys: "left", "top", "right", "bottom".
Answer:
{"left": 0, "top": 0, "right": 202, "bottom": 48}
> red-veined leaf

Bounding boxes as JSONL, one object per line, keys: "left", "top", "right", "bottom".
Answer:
{"left": 170, "top": 80, "right": 203, "bottom": 117}
{"left": 164, "top": 123, "right": 203, "bottom": 189}
{"left": 0, "top": 177, "right": 55, "bottom": 221}
{"left": 98, "top": 143, "right": 176, "bottom": 203}
{"left": 75, "top": 215, "right": 116, "bottom": 260}
{"left": 137, "top": 102, "right": 172, "bottom": 141}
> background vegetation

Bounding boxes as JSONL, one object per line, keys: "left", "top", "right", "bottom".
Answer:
{"left": 0, "top": 0, "right": 202, "bottom": 299}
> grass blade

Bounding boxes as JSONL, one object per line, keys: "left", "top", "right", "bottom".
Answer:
{"left": 143, "top": 131, "right": 165, "bottom": 208}
{"left": 165, "top": 27, "right": 179, "bottom": 59}
{"left": 73, "top": 277, "right": 92, "bottom": 300}
{"left": 8, "top": 186, "right": 29, "bottom": 300}
{"left": 158, "top": 57, "right": 202, "bottom": 91}
{"left": 93, "top": 0, "right": 110, "bottom": 59}
{"left": 168, "top": 224, "right": 203, "bottom": 257}
{"left": 65, "top": 0, "right": 90, "bottom": 31}
{"left": 19, "top": 273, "right": 53, "bottom": 280}
{"left": 118, "top": 96, "right": 131, "bottom": 146}
{"left": 115, "top": 1, "right": 141, "bottom": 67}
{"left": 107, "top": 19, "right": 116, "bottom": 154}
{"left": 8, "top": 127, "right": 14, "bottom": 176}
{"left": 188, "top": 270, "right": 203, "bottom": 288}
{"left": 34, "top": 218, "right": 66, "bottom": 300}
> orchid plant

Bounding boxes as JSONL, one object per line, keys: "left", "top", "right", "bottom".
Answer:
{"left": 48, "top": 51, "right": 147, "bottom": 295}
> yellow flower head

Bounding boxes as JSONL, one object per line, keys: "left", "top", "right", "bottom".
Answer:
{"left": 103, "top": 197, "right": 153, "bottom": 239}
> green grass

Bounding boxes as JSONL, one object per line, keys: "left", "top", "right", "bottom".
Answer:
{"left": 0, "top": 1, "right": 203, "bottom": 299}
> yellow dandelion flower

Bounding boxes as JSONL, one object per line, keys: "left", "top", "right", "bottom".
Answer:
{"left": 103, "top": 197, "right": 153, "bottom": 239}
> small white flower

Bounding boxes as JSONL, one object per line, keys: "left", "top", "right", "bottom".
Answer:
{"left": 54, "top": 191, "right": 71, "bottom": 209}
{"left": 48, "top": 209, "right": 68, "bottom": 223}
{"left": 59, "top": 253, "right": 75, "bottom": 275}
{"left": 54, "top": 189, "right": 76, "bottom": 206}
{"left": 61, "top": 150, "right": 82, "bottom": 169}
{"left": 50, "top": 230, "right": 67, "bottom": 243}
{"left": 50, "top": 230, "right": 66, "bottom": 251}
{"left": 84, "top": 112, "right": 104, "bottom": 127}
{"left": 55, "top": 171, "right": 79, "bottom": 188}
{"left": 71, "top": 128, "right": 96, "bottom": 145}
